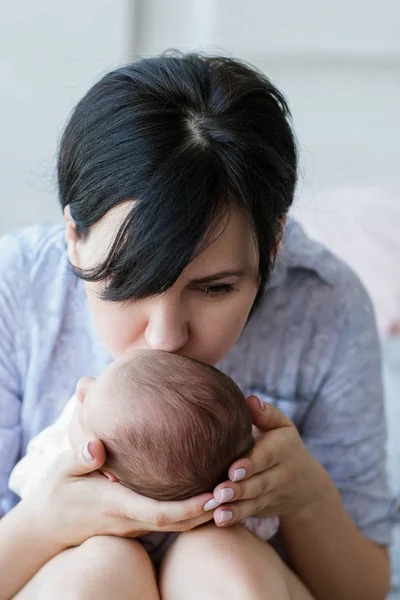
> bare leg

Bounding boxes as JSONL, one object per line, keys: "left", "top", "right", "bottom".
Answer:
{"left": 14, "top": 536, "right": 160, "bottom": 600}
{"left": 160, "top": 523, "right": 315, "bottom": 600}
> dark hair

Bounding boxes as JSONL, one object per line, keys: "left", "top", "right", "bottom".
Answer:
{"left": 58, "top": 51, "right": 297, "bottom": 306}
{"left": 100, "top": 350, "right": 254, "bottom": 501}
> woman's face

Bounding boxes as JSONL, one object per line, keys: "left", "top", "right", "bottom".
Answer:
{"left": 65, "top": 203, "right": 260, "bottom": 365}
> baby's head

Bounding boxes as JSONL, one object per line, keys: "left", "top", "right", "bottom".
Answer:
{"left": 69, "top": 349, "right": 254, "bottom": 500}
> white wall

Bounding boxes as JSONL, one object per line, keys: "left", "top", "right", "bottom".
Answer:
{"left": 0, "top": 0, "right": 132, "bottom": 234}
{"left": 1, "top": 0, "right": 399, "bottom": 233}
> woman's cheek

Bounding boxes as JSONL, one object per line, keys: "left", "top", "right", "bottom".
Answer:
{"left": 199, "top": 301, "right": 251, "bottom": 364}
{"left": 87, "top": 295, "right": 142, "bottom": 357}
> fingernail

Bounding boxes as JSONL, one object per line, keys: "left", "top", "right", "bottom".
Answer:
{"left": 220, "top": 488, "right": 235, "bottom": 502}
{"left": 204, "top": 498, "right": 219, "bottom": 511}
{"left": 258, "top": 397, "right": 266, "bottom": 411}
{"left": 83, "top": 441, "right": 94, "bottom": 461}
{"left": 217, "top": 510, "right": 233, "bottom": 524}
{"left": 232, "top": 468, "right": 246, "bottom": 482}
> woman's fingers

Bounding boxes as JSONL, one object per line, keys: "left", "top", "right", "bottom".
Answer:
{"left": 102, "top": 481, "right": 217, "bottom": 530}
{"left": 247, "top": 395, "right": 293, "bottom": 429}
{"left": 227, "top": 421, "right": 299, "bottom": 484}
{"left": 213, "top": 466, "right": 281, "bottom": 505}
{"left": 115, "top": 509, "right": 214, "bottom": 539}
{"left": 54, "top": 440, "right": 106, "bottom": 478}
{"left": 213, "top": 497, "right": 272, "bottom": 526}
{"left": 221, "top": 397, "right": 293, "bottom": 485}
{"left": 146, "top": 509, "right": 214, "bottom": 533}
{"left": 135, "top": 492, "right": 217, "bottom": 528}
{"left": 227, "top": 430, "right": 281, "bottom": 481}
{"left": 87, "top": 485, "right": 216, "bottom": 537}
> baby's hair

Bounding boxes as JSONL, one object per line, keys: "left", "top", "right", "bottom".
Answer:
{"left": 101, "top": 351, "right": 254, "bottom": 500}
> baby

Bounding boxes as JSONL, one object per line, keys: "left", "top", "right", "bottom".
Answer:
{"left": 9, "top": 349, "right": 279, "bottom": 564}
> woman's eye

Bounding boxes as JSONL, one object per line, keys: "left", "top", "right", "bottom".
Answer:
{"left": 200, "top": 284, "right": 235, "bottom": 297}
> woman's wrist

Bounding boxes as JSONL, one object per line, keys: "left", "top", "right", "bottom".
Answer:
{"left": 19, "top": 496, "right": 69, "bottom": 554}
{"left": 0, "top": 501, "right": 65, "bottom": 599}
{"left": 18, "top": 499, "right": 67, "bottom": 554}
{"left": 281, "top": 458, "right": 337, "bottom": 527}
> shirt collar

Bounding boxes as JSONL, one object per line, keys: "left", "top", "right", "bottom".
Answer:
{"left": 266, "top": 216, "right": 338, "bottom": 291}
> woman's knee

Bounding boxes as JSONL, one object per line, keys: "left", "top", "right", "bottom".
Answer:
{"left": 17, "top": 536, "right": 159, "bottom": 600}
{"left": 65, "top": 536, "right": 159, "bottom": 599}
{"left": 77, "top": 534, "right": 148, "bottom": 566}
{"left": 160, "top": 523, "right": 290, "bottom": 599}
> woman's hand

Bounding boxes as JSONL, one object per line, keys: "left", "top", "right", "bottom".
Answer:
{"left": 23, "top": 439, "right": 216, "bottom": 550}
{"left": 211, "top": 395, "right": 330, "bottom": 526}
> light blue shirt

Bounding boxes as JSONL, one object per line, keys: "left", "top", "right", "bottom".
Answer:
{"left": 0, "top": 218, "right": 395, "bottom": 545}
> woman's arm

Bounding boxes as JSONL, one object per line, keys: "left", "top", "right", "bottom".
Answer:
{"left": 282, "top": 272, "right": 392, "bottom": 599}
{"left": 287, "top": 412, "right": 391, "bottom": 589}
{"left": 0, "top": 501, "right": 64, "bottom": 600}
{"left": 213, "top": 401, "right": 391, "bottom": 600}
{"left": 212, "top": 273, "right": 392, "bottom": 599}
{"left": 0, "top": 441, "right": 107, "bottom": 599}
{"left": 280, "top": 467, "right": 390, "bottom": 600}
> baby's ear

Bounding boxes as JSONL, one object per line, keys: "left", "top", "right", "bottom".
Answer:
{"left": 76, "top": 376, "right": 96, "bottom": 402}
{"left": 100, "top": 469, "right": 119, "bottom": 483}
{"left": 252, "top": 424, "right": 264, "bottom": 442}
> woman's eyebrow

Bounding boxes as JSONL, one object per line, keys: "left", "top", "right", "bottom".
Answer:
{"left": 190, "top": 270, "right": 248, "bottom": 284}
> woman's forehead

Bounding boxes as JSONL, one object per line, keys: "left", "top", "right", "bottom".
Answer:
{"left": 184, "top": 211, "right": 259, "bottom": 275}
{"left": 82, "top": 201, "right": 258, "bottom": 276}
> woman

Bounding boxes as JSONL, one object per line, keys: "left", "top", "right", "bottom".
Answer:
{"left": 0, "top": 52, "right": 392, "bottom": 599}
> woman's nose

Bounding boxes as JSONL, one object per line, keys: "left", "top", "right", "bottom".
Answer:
{"left": 144, "top": 298, "right": 189, "bottom": 352}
